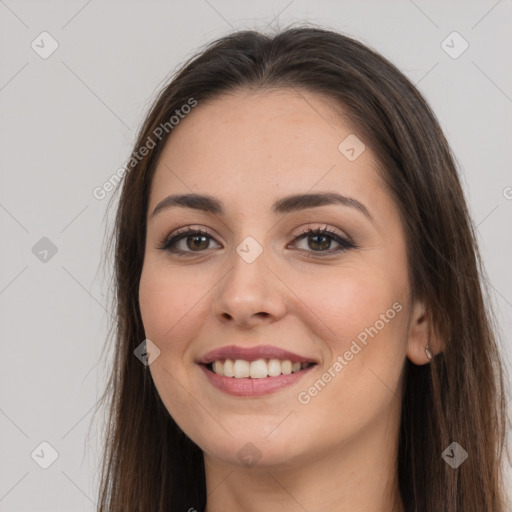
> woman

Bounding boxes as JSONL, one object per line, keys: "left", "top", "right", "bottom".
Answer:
{"left": 95, "top": 24, "right": 510, "bottom": 511}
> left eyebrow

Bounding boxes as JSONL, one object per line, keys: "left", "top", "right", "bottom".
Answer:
{"left": 150, "top": 191, "right": 374, "bottom": 224}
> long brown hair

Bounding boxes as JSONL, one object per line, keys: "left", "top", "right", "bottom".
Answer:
{"left": 93, "top": 23, "right": 510, "bottom": 511}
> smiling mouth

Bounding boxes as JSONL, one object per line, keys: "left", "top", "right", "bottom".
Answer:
{"left": 203, "top": 359, "right": 316, "bottom": 379}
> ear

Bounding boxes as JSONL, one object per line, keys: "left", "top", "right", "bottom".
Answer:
{"left": 406, "top": 300, "right": 443, "bottom": 365}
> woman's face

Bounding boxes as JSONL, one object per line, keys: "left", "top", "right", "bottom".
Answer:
{"left": 139, "top": 88, "right": 424, "bottom": 469}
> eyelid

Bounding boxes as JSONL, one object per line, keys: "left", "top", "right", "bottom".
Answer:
{"left": 166, "top": 224, "right": 213, "bottom": 238}
{"left": 163, "top": 223, "right": 348, "bottom": 241}
{"left": 293, "top": 223, "right": 349, "bottom": 241}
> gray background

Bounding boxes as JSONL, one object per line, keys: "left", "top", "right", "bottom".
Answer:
{"left": 1, "top": 1, "right": 511, "bottom": 510}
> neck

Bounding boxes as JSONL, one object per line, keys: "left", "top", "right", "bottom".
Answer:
{"left": 203, "top": 411, "right": 404, "bottom": 512}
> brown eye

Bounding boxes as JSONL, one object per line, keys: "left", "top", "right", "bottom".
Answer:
{"left": 158, "top": 228, "right": 220, "bottom": 256}
{"left": 158, "top": 226, "right": 356, "bottom": 258}
{"left": 291, "top": 227, "right": 355, "bottom": 255}
{"left": 184, "top": 233, "right": 210, "bottom": 251}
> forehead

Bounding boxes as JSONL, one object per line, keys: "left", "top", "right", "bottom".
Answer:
{"left": 149, "top": 88, "right": 385, "bottom": 215}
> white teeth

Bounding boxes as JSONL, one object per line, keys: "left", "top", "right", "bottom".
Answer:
{"left": 223, "top": 359, "right": 234, "bottom": 377}
{"left": 210, "top": 358, "right": 311, "bottom": 378}
{"left": 267, "top": 358, "right": 282, "bottom": 377}
{"left": 281, "top": 360, "right": 292, "bottom": 375}
{"left": 249, "top": 359, "right": 268, "bottom": 379}
{"left": 233, "top": 360, "right": 250, "bottom": 378}
{"left": 212, "top": 360, "right": 224, "bottom": 376}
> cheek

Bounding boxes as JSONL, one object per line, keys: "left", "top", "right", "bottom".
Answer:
{"left": 138, "top": 262, "right": 202, "bottom": 352}
{"left": 138, "top": 263, "right": 205, "bottom": 420}
{"left": 296, "top": 266, "right": 403, "bottom": 350}
{"left": 289, "top": 274, "right": 406, "bottom": 440}
{"left": 291, "top": 264, "right": 409, "bottom": 414}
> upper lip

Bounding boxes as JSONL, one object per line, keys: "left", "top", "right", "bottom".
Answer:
{"left": 197, "top": 345, "right": 318, "bottom": 364}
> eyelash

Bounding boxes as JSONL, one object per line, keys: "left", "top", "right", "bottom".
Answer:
{"left": 157, "top": 225, "right": 356, "bottom": 258}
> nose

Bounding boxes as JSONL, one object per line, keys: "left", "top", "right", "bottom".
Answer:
{"left": 212, "top": 243, "right": 287, "bottom": 329}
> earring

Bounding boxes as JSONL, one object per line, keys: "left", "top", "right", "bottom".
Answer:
{"left": 425, "top": 345, "right": 433, "bottom": 361}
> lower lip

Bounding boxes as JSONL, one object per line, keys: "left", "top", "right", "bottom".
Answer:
{"left": 199, "top": 364, "right": 316, "bottom": 397}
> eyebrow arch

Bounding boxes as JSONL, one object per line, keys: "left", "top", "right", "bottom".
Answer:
{"left": 150, "top": 192, "right": 374, "bottom": 223}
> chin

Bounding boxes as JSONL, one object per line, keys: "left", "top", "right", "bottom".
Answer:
{"left": 193, "top": 420, "right": 314, "bottom": 470}
{"left": 203, "top": 439, "right": 303, "bottom": 469}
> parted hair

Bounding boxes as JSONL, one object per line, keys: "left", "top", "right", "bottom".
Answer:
{"left": 94, "top": 23, "right": 510, "bottom": 512}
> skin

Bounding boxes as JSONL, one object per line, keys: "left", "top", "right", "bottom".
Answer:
{"left": 138, "top": 88, "right": 439, "bottom": 512}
